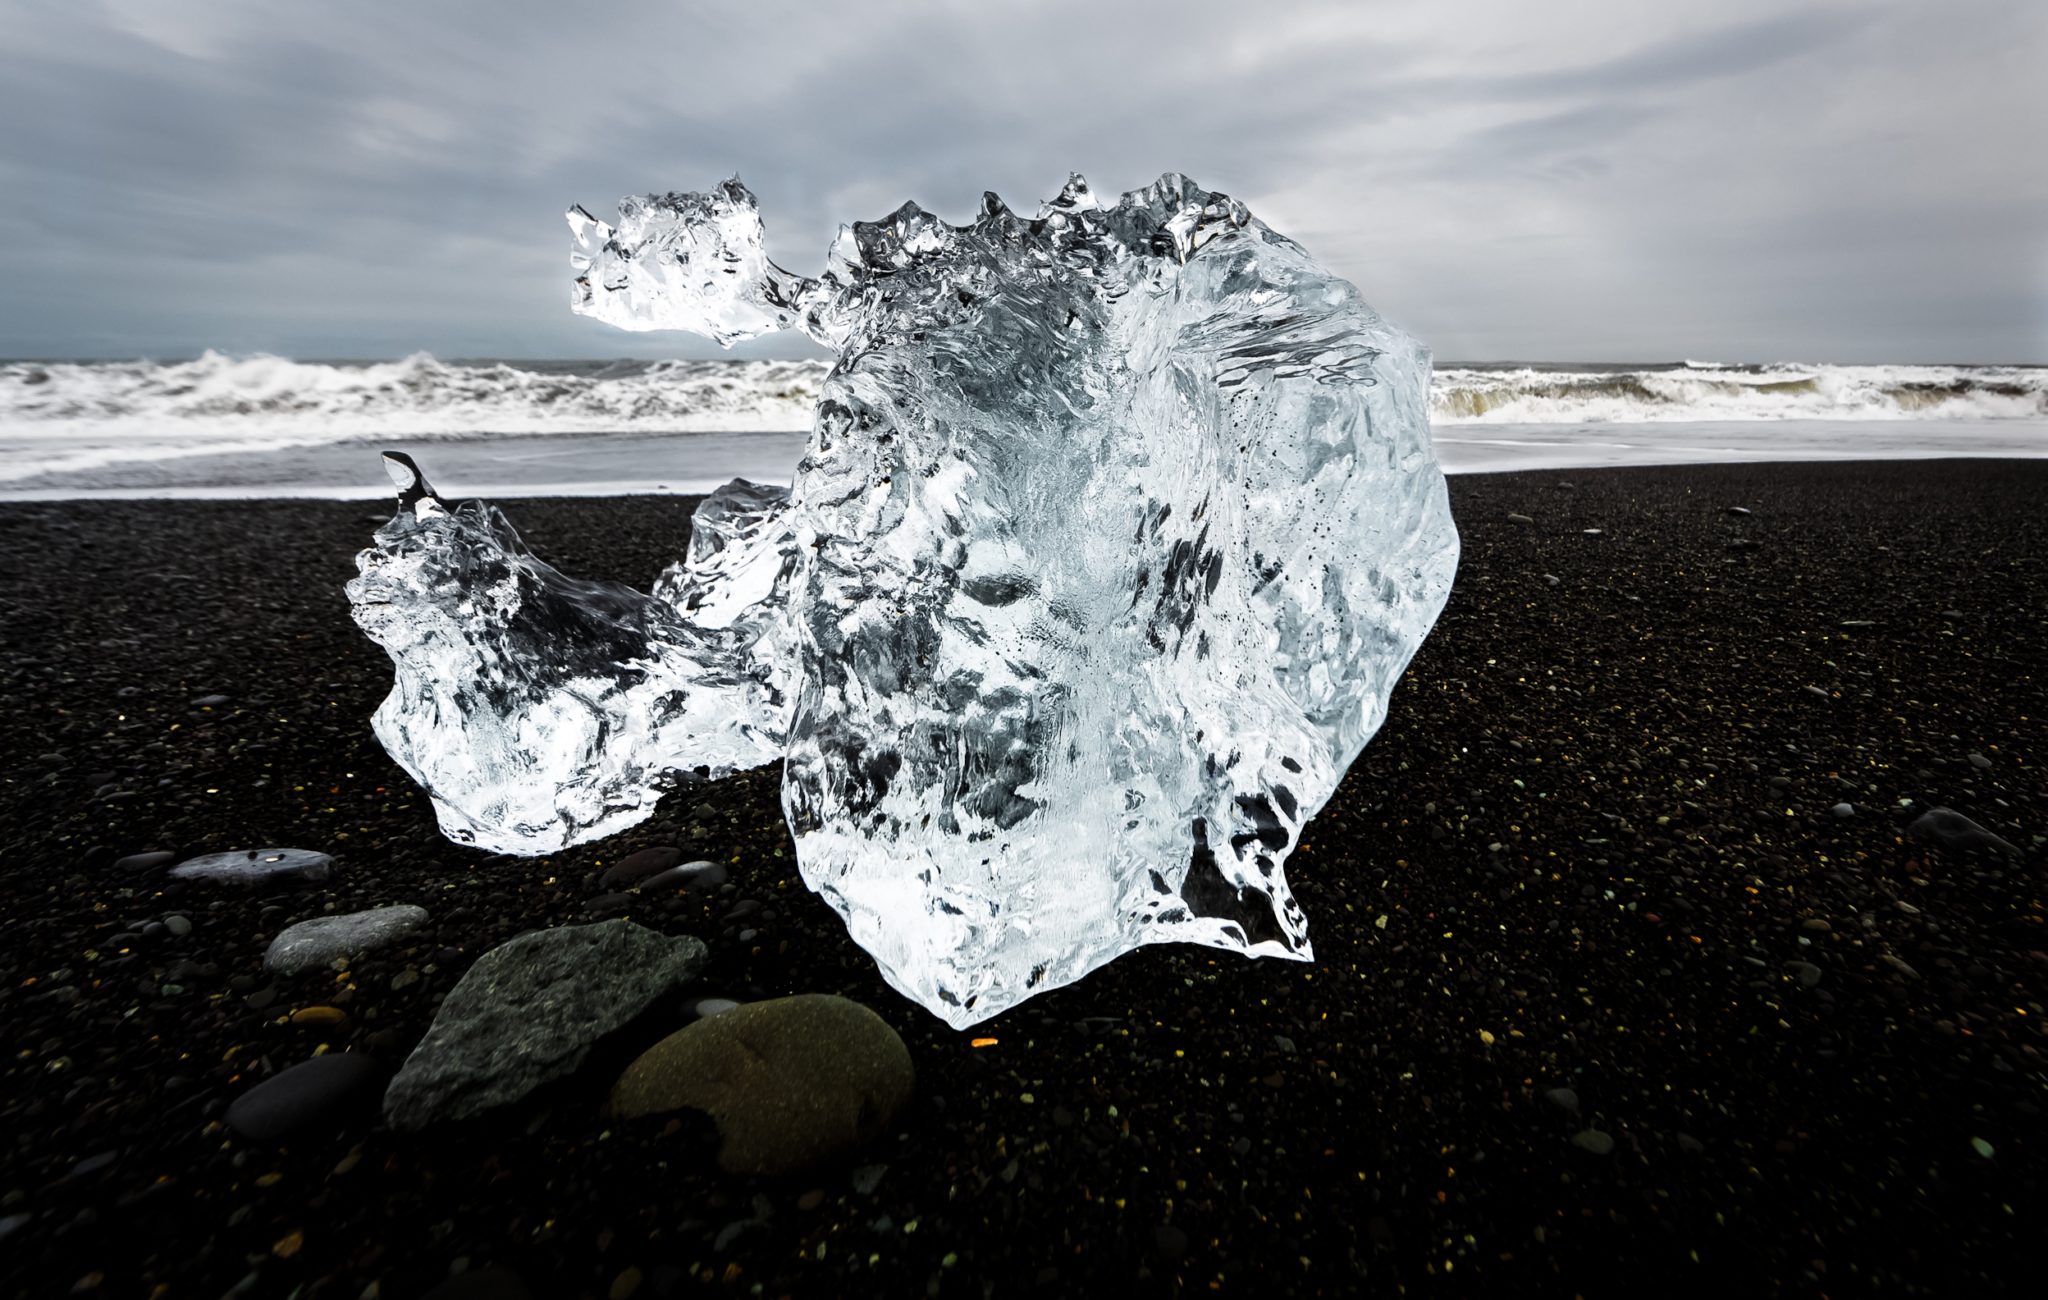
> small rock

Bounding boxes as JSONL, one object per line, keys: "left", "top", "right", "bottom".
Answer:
{"left": 290, "top": 1006, "right": 349, "bottom": 1027}
{"left": 1725, "top": 506, "right": 1751, "bottom": 516}
{"left": 1542, "top": 573, "right": 1560, "bottom": 587}
{"left": 640, "top": 860, "right": 728, "bottom": 892}
{"left": 609, "top": 994, "right": 915, "bottom": 1175}
{"left": 191, "top": 694, "right": 231, "bottom": 707}
{"left": 600, "top": 847, "right": 684, "bottom": 891}
{"left": 1581, "top": 528, "right": 1603, "bottom": 536}
{"left": 245, "top": 988, "right": 278, "bottom": 1011}
{"left": 1830, "top": 803, "right": 1856, "bottom": 819}
{"left": 1570, "top": 1129, "right": 1615, "bottom": 1155}
{"left": 1802, "top": 685, "right": 1831, "bottom": 699}
{"left": 1506, "top": 513, "right": 1534, "bottom": 525}
{"left": 170, "top": 848, "right": 333, "bottom": 886}
{"left": 113, "top": 850, "right": 177, "bottom": 875}
{"left": 1543, "top": 1087, "right": 1579, "bottom": 1114}
{"left": 226, "top": 1054, "right": 385, "bottom": 1142}
{"left": 1787, "top": 961, "right": 1823, "bottom": 988}
{"left": 1967, "top": 752, "right": 1992, "bottom": 770}
{"left": 1676, "top": 1133, "right": 1705, "bottom": 1154}
{"left": 1800, "top": 918, "right": 1832, "bottom": 933}
{"left": 691, "top": 997, "right": 741, "bottom": 1020}
{"left": 420, "top": 1265, "right": 533, "bottom": 1300}
{"left": 163, "top": 915, "right": 193, "bottom": 938}
{"left": 582, "top": 892, "right": 634, "bottom": 919}
{"left": 265, "top": 906, "right": 429, "bottom": 975}
{"left": 384, "top": 921, "right": 707, "bottom": 1130}
{"left": 796, "top": 1189, "right": 825, "bottom": 1212}
{"left": 851, "top": 1163, "right": 888, "bottom": 1195}
{"left": 390, "top": 969, "right": 420, "bottom": 991}
{"left": 1908, "top": 807, "right": 2019, "bottom": 856}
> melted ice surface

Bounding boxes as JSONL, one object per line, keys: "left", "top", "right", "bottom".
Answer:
{"left": 353, "top": 174, "right": 1458, "bottom": 1027}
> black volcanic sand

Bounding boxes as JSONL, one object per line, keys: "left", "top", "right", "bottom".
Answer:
{"left": 1, "top": 460, "right": 2043, "bottom": 1299}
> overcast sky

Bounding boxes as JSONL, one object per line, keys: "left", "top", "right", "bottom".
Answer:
{"left": 3, "top": 0, "right": 2042, "bottom": 363}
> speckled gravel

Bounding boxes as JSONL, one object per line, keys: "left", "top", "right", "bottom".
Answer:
{"left": 1, "top": 460, "right": 2042, "bottom": 1298}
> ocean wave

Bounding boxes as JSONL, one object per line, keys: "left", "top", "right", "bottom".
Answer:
{"left": 1, "top": 353, "right": 2041, "bottom": 484}
{"left": 1431, "top": 363, "right": 2048, "bottom": 423}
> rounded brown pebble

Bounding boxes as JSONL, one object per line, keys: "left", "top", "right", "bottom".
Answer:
{"left": 606, "top": 993, "right": 914, "bottom": 1175}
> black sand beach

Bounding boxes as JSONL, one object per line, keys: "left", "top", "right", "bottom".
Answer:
{"left": 2, "top": 460, "right": 2042, "bottom": 1298}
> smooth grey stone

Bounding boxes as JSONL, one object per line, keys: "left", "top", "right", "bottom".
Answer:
{"left": 383, "top": 920, "right": 706, "bottom": 1130}
{"left": 170, "top": 847, "right": 333, "bottom": 885}
{"left": 114, "top": 850, "right": 176, "bottom": 874}
{"left": 1571, "top": 1129, "right": 1615, "bottom": 1155}
{"left": 226, "top": 1053, "right": 385, "bottom": 1142}
{"left": 1544, "top": 1087, "right": 1579, "bottom": 1114}
{"left": 163, "top": 914, "right": 193, "bottom": 937}
{"left": 600, "top": 846, "right": 683, "bottom": 890}
{"left": 191, "top": 694, "right": 232, "bottom": 707}
{"left": 582, "top": 892, "right": 633, "bottom": 918}
{"left": 264, "top": 905, "right": 429, "bottom": 975}
{"left": 1908, "top": 807, "right": 2019, "bottom": 856}
{"left": 1830, "top": 803, "right": 1857, "bottom": 819}
{"left": 641, "top": 860, "right": 727, "bottom": 892}
{"left": 691, "top": 997, "right": 741, "bottom": 1019}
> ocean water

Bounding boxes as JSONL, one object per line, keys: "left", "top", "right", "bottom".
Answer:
{"left": 1, "top": 353, "right": 2042, "bottom": 499}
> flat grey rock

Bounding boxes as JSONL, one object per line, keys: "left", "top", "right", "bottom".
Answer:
{"left": 265, "top": 905, "right": 430, "bottom": 975}
{"left": 383, "top": 920, "right": 706, "bottom": 1130}
{"left": 170, "top": 847, "right": 334, "bottom": 884}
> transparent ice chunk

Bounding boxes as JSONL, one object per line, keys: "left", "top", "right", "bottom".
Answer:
{"left": 353, "top": 174, "right": 1458, "bottom": 1027}
{"left": 347, "top": 454, "right": 791, "bottom": 853}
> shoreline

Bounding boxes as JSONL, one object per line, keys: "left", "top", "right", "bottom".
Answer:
{"left": 1, "top": 458, "right": 2043, "bottom": 1297}
{"left": 2, "top": 418, "right": 2043, "bottom": 502}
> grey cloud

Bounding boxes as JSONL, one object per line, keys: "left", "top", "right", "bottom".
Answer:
{"left": 0, "top": 0, "right": 2040, "bottom": 362}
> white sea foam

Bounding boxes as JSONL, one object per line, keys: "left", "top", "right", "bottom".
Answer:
{"left": 1431, "top": 362, "right": 2048, "bottom": 423}
{"left": 0, "top": 351, "right": 826, "bottom": 482}
{"left": 0, "top": 352, "right": 2041, "bottom": 485}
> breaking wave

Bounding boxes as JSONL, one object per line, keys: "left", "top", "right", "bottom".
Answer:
{"left": 0, "top": 352, "right": 2040, "bottom": 483}
{"left": 1433, "top": 362, "right": 2048, "bottom": 423}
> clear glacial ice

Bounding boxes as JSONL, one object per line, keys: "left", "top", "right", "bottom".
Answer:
{"left": 351, "top": 172, "right": 1459, "bottom": 1027}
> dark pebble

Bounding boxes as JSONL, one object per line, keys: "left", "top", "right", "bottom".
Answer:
{"left": 600, "top": 846, "right": 684, "bottom": 890}
{"left": 225, "top": 1054, "right": 385, "bottom": 1142}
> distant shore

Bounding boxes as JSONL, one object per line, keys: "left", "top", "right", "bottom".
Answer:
{"left": 1, "top": 459, "right": 2042, "bottom": 1298}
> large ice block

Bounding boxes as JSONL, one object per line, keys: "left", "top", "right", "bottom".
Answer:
{"left": 352, "top": 174, "right": 1458, "bottom": 1027}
